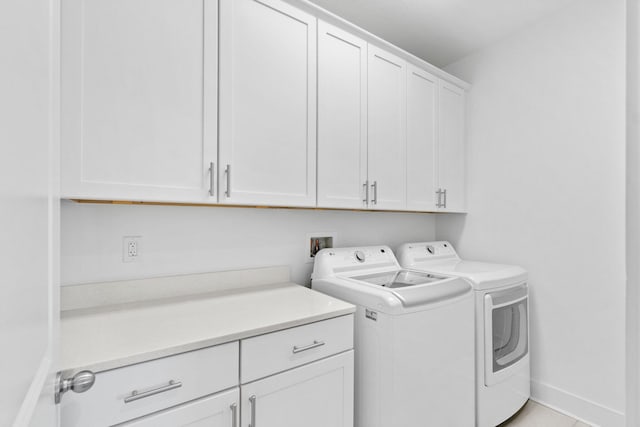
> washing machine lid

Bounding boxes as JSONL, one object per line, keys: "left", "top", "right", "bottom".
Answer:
{"left": 350, "top": 269, "right": 446, "bottom": 289}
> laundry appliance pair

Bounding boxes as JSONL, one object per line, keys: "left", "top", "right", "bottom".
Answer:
{"left": 311, "top": 241, "right": 529, "bottom": 427}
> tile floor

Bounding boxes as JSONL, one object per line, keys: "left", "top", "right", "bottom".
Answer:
{"left": 499, "top": 400, "right": 590, "bottom": 427}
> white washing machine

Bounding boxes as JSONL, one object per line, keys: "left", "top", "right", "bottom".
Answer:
{"left": 397, "top": 241, "right": 530, "bottom": 427}
{"left": 311, "top": 245, "right": 475, "bottom": 427}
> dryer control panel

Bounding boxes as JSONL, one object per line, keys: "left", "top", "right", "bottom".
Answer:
{"left": 396, "top": 241, "right": 460, "bottom": 267}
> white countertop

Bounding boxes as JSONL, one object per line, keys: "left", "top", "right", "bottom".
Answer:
{"left": 60, "top": 279, "right": 355, "bottom": 374}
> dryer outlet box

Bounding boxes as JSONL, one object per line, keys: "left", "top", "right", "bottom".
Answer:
{"left": 306, "top": 233, "right": 336, "bottom": 263}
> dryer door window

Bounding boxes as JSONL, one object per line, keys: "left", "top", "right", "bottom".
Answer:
{"left": 492, "top": 297, "right": 527, "bottom": 372}
{"left": 484, "top": 285, "right": 528, "bottom": 386}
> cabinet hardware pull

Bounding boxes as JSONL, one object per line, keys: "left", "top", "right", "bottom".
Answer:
{"left": 225, "top": 164, "right": 231, "bottom": 197}
{"left": 436, "top": 188, "right": 442, "bottom": 208}
{"left": 363, "top": 180, "right": 369, "bottom": 205}
{"left": 292, "top": 340, "right": 326, "bottom": 354}
{"left": 371, "top": 181, "right": 377, "bottom": 205}
{"left": 209, "top": 162, "right": 215, "bottom": 197}
{"left": 230, "top": 402, "right": 237, "bottom": 427}
{"left": 123, "top": 380, "right": 182, "bottom": 404}
{"left": 249, "top": 395, "right": 257, "bottom": 427}
{"left": 443, "top": 189, "right": 447, "bottom": 209}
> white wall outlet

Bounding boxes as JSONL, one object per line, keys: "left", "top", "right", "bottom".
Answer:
{"left": 123, "top": 236, "right": 141, "bottom": 263}
{"left": 306, "top": 232, "right": 337, "bottom": 263}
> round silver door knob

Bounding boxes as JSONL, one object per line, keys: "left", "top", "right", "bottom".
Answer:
{"left": 55, "top": 370, "right": 96, "bottom": 403}
{"left": 70, "top": 370, "right": 96, "bottom": 393}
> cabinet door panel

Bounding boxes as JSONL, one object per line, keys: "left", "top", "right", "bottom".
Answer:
{"left": 240, "top": 351, "right": 354, "bottom": 427}
{"left": 61, "top": 0, "right": 217, "bottom": 202}
{"left": 438, "top": 81, "right": 466, "bottom": 212}
{"left": 120, "top": 389, "right": 239, "bottom": 427}
{"left": 317, "top": 21, "right": 367, "bottom": 209}
{"left": 367, "top": 46, "right": 406, "bottom": 210}
{"left": 406, "top": 65, "right": 438, "bottom": 211}
{"left": 219, "top": 0, "right": 316, "bottom": 207}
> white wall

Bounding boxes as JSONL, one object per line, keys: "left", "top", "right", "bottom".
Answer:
{"left": 438, "top": 0, "right": 626, "bottom": 425}
{"left": 61, "top": 201, "right": 436, "bottom": 286}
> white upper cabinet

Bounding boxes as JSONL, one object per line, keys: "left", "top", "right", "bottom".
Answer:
{"left": 367, "top": 45, "right": 407, "bottom": 211}
{"left": 438, "top": 80, "right": 466, "bottom": 212}
{"left": 61, "top": 0, "right": 218, "bottom": 202}
{"left": 406, "top": 64, "right": 438, "bottom": 211}
{"left": 219, "top": 0, "right": 317, "bottom": 207}
{"left": 317, "top": 21, "right": 368, "bottom": 209}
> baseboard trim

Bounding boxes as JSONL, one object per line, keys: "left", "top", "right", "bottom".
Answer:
{"left": 531, "top": 379, "right": 625, "bottom": 427}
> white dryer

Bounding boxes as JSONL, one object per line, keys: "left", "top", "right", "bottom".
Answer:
{"left": 311, "top": 245, "right": 475, "bottom": 427}
{"left": 397, "top": 241, "right": 530, "bottom": 427}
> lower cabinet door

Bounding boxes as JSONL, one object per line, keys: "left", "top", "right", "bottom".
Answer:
{"left": 119, "top": 388, "right": 239, "bottom": 427}
{"left": 240, "top": 351, "right": 354, "bottom": 427}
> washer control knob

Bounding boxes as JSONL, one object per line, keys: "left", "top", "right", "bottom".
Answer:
{"left": 426, "top": 245, "right": 435, "bottom": 255}
{"left": 354, "top": 251, "right": 366, "bottom": 263}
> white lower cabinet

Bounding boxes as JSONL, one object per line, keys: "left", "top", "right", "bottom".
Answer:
{"left": 240, "top": 352, "right": 354, "bottom": 427}
{"left": 119, "top": 388, "right": 239, "bottom": 427}
{"left": 60, "top": 315, "right": 354, "bottom": 427}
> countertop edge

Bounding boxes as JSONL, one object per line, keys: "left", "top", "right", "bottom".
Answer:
{"left": 61, "top": 306, "right": 355, "bottom": 375}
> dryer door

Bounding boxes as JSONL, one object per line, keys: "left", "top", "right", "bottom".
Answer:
{"left": 484, "top": 284, "right": 528, "bottom": 386}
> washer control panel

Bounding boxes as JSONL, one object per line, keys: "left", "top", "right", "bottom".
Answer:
{"left": 313, "top": 246, "right": 399, "bottom": 275}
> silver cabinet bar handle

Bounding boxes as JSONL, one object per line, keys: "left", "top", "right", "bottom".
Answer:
{"left": 225, "top": 164, "right": 231, "bottom": 197}
{"left": 363, "top": 180, "right": 369, "bottom": 205}
{"left": 292, "top": 340, "right": 326, "bottom": 354}
{"left": 371, "top": 181, "right": 377, "bottom": 205}
{"left": 230, "top": 402, "right": 237, "bottom": 427}
{"left": 249, "top": 395, "right": 257, "bottom": 427}
{"left": 436, "top": 188, "right": 442, "bottom": 208}
{"left": 209, "top": 162, "right": 215, "bottom": 197}
{"left": 443, "top": 189, "right": 447, "bottom": 209}
{"left": 124, "top": 380, "right": 182, "bottom": 404}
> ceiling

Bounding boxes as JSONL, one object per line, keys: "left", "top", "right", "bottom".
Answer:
{"left": 307, "top": 0, "right": 575, "bottom": 67}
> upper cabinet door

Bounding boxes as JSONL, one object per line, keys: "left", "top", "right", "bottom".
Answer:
{"left": 61, "top": 0, "right": 218, "bottom": 203}
{"left": 367, "top": 45, "right": 407, "bottom": 211}
{"left": 406, "top": 65, "right": 438, "bottom": 211}
{"left": 219, "top": 0, "right": 317, "bottom": 207}
{"left": 317, "top": 22, "right": 368, "bottom": 209}
{"left": 438, "top": 80, "right": 466, "bottom": 212}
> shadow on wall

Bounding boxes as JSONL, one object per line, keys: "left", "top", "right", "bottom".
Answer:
{"left": 436, "top": 214, "right": 467, "bottom": 248}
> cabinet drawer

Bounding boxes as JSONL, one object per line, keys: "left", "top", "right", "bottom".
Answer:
{"left": 241, "top": 315, "right": 353, "bottom": 383}
{"left": 118, "top": 388, "right": 239, "bottom": 427}
{"left": 61, "top": 342, "right": 239, "bottom": 427}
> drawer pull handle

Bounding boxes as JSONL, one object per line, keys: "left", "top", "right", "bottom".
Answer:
{"left": 292, "top": 340, "right": 326, "bottom": 354}
{"left": 124, "top": 380, "right": 182, "bottom": 403}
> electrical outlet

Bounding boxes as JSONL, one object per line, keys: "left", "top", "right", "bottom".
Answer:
{"left": 123, "top": 236, "right": 141, "bottom": 263}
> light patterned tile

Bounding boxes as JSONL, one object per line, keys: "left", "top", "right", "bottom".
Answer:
{"left": 501, "top": 400, "right": 577, "bottom": 427}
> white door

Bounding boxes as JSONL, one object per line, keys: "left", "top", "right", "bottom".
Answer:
{"left": 406, "top": 64, "right": 438, "bottom": 211}
{"left": 0, "top": 0, "right": 60, "bottom": 425}
{"left": 317, "top": 21, "right": 368, "bottom": 209}
{"left": 219, "top": 0, "right": 317, "bottom": 207}
{"left": 240, "top": 352, "right": 354, "bottom": 427}
{"left": 120, "top": 388, "right": 239, "bottom": 427}
{"left": 367, "top": 45, "right": 407, "bottom": 211}
{"left": 61, "top": 0, "right": 218, "bottom": 203}
{"left": 437, "top": 80, "right": 466, "bottom": 212}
